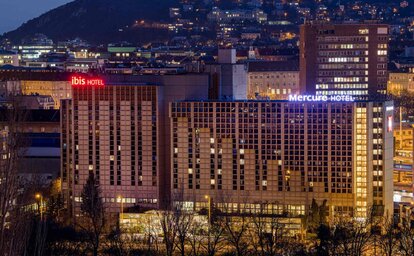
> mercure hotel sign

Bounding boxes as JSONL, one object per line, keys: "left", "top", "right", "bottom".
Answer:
{"left": 288, "top": 95, "right": 354, "bottom": 102}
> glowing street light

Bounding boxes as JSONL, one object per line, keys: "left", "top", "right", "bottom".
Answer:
{"left": 35, "top": 193, "right": 43, "bottom": 220}
{"left": 205, "top": 195, "right": 211, "bottom": 224}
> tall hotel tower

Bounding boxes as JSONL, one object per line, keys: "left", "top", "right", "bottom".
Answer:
{"left": 61, "top": 82, "right": 161, "bottom": 214}
{"left": 61, "top": 74, "right": 212, "bottom": 215}
{"left": 300, "top": 21, "right": 389, "bottom": 99}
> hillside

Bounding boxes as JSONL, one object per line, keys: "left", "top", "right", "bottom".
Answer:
{"left": 1, "top": 0, "right": 180, "bottom": 44}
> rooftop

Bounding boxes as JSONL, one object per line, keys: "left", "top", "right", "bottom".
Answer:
{"left": 0, "top": 109, "right": 60, "bottom": 122}
{"left": 248, "top": 60, "right": 299, "bottom": 72}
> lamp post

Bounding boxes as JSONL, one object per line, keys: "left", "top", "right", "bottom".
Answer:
{"left": 118, "top": 195, "right": 124, "bottom": 221}
{"left": 35, "top": 193, "right": 43, "bottom": 221}
{"left": 204, "top": 195, "right": 211, "bottom": 224}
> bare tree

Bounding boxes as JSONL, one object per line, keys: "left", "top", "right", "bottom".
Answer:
{"left": 223, "top": 214, "right": 251, "bottom": 256}
{"left": 105, "top": 226, "right": 131, "bottom": 256}
{"left": 47, "top": 179, "right": 65, "bottom": 223}
{"left": 250, "top": 204, "right": 291, "bottom": 256}
{"left": 317, "top": 212, "right": 376, "bottom": 256}
{"left": 140, "top": 212, "right": 161, "bottom": 255}
{"left": 45, "top": 223, "right": 87, "bottom": 256}
{"left": 173, "top": 203, "right": 193, "bottom": 256}
{"left": 78, "top": 172, "right": 105, "bottom": 256}
{"left": 158, "top": 210, "right": 176, "bottom": 256}
{"left": 397, "top": 218, "right": 414, "bottom": 255}
{"left": 201, "top": 214, "right": 226, "bottom": 256}
{"left": 376, "top": 213, "right": 398, "bottom": 256}
{"left": 188, "top": 216, "right": 204, "bottom": 256}
{"left": 219, "top": 194, "right": 251, "bottom": 256}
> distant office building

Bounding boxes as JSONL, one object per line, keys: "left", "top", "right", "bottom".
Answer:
{"left": 15, "top": 45, "right": 54, "bottom": 61}
{"left": 16, "top": 95, "right": 55, "bottom": 109}
{"left": 21, "top": 80, "right": 72, "bottom": 109}
{"left": 207, "top": 7, "right": 267, "bottom": 24}
{"left": 204, "top": 48, "right": 248, "bottom": 100}
{"left": 247, "top": 61, "right": 300, "bottom": 99}
{"left": 387, "top": 70, "right": 414, "bottom": 95}
{"left": 66, "top": 58, "right": 105, "bottom": 73}
{"left": 0, "top": 50, "right": 19, "bottom": 66}
{"left": 300, "top": 22, "right": 389, "bottom": 98}
{"left": 393, "top": 124, "right": 414, "bottom": 209}
{"left": 169, "top": 7, "right": 181, "bottom": 18}
{"left": 171, "top": 99, "right": 394, "bottom": 219}
{"left": 0, "top": 109, "right": 60, "bottom": 185}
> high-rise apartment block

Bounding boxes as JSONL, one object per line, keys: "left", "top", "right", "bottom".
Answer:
{"left": 300, "top": 22, "right": 389, "bottom": 98}
{"left": 171, "top": 99, "right": 394, "bottom": 218}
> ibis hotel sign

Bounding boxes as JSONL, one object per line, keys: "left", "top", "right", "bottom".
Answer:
{"left": 71, "top": 76, "right": 105, "bottom": 87}
{"left": 288, "top": 95, "right": 354, "bottom": 102}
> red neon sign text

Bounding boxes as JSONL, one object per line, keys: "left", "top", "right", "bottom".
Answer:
{"left": 71, "top": 76, "right": 105, "bottom": 87}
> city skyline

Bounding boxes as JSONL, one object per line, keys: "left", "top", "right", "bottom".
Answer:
{"left": 0, "top": 0, "right": 414, "bottom": 255}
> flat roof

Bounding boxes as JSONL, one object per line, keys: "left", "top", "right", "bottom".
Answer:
{"left": 248, "top": 60, "right": 299, "bottom": 72}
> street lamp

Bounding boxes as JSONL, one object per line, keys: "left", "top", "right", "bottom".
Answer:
{"left": 35, "top": 193, "right": 43, "bottom": 221}
{"left": 117, "top": 195, "right": 124, "bottom": 221}
{"left": 205, "top": 195, "right": 211, "bottom": 224}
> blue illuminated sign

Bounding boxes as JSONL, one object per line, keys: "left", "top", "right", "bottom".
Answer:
{"left": 288, "top": 95, "right": 354, "bottom": 102}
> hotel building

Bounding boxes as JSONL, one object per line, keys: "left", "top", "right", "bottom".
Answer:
{"left": 300, "top": 21, "right": 389, "bottom": 98}
{"left": 170, "top": 99, "right": 394, "bottom": 218}
{"left": 62, "top": 84, "right": 161, "bottom": 214}
{"left": 61, "top": 73, "right": 212, "bottom": 215}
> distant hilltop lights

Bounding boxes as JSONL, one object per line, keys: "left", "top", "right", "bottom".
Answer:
{"left": 288, "top": 94, "right": 355, "bottom": 102}
{"left": 70, "top": 76, "right": 105, "bottom": 87}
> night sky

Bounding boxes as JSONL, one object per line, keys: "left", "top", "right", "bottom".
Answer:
{"left": 0, "top": 0, "right": 72, "bottom": 34}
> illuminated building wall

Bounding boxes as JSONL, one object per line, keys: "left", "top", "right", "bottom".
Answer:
{"left": 247, "top": 61, "right": 300, "bottom": 100}
{"left": 387, "top": 71, "right": 414, "bottom": 95}
{"left": 170, "top": 100, "right": 394, "bottom": 218}
{"left": 21, "top": 80, "right": 72, "bottom": 109}
{"left": 300, "top": 22, "right": 389, "bottom": 98}
{"left": 0, "top": 50, "right": 19, "bottom": 66}
{"left": 393, "top": 125, "right": 414, "bottom": 202}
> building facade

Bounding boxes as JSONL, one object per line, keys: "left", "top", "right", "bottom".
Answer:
{"left": 247, "top": 61, "right": 300, "bottom": 100}
{"left": 21, "top": 80, "right": 72, "bottom": 109}
{"left": 300, "top": 22, "right": 389, "bottom": 98}
{"left": 387, "top": 71, "right": 414, "bottom": 95}
{"left": 393, "top": 124, "right": 414, "bottom": 205}
{"left": 170, "top": 99, "right": 394, "bottom": 218}
{"left": 0, "top": 50, "right": 19, "bottom": 66}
